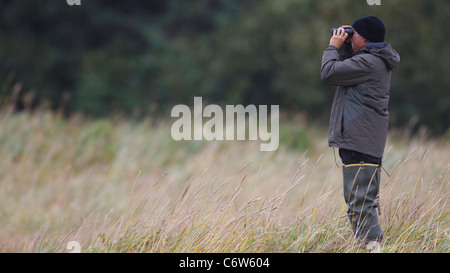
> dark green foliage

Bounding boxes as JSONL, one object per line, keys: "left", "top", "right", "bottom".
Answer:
{"left": 0, "top": 0, "right": 448, "bottom": 134}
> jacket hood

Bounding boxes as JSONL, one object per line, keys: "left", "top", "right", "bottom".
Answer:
{"left": 363, "top": 42, "right": 400, "bottom": 71}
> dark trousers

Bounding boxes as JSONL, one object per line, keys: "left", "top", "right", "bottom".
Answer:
{"left": 338, "top": 148, "right": 382, "bottom": 165}
{"left": 339, "top": 148, "right": 383, "bottom": 243}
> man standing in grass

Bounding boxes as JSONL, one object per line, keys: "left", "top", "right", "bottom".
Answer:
{"left": 320, "top": 15, "right": 400, "bottom": 248}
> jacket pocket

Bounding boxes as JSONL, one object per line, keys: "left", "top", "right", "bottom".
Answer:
{"left": 343, "top": 83, "right": 366, "bottom": 125}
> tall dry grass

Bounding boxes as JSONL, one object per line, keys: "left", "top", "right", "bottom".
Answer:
{"left": 0, "top": 109, "right": 448, "bottom": 252}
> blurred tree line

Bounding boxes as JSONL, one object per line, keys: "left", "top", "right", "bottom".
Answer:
{"left": 0, "top": 0, "right": 449, "bottom": 134}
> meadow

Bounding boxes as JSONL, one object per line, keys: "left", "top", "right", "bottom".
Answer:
{"left": 0, "top": 109, "right": 448, "bottom": 253}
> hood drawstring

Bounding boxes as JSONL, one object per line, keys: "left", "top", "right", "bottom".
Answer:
{"left": 380, "top": 164, "right": 391, "bottom": 177}
{"left": 333, "top": 147, "right": 340, "bottom": 169}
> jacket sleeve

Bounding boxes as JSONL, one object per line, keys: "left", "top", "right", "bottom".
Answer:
{"left": 321, "top": 45, "right": 373, "bottom": 87}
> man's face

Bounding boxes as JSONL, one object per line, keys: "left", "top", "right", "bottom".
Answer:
{"left": 351, "top": 31, "right": 369, "bottom": 51}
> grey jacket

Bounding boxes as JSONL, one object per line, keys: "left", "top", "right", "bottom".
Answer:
{"left": 321, "top": 42, "right": 400, "bottom": 158}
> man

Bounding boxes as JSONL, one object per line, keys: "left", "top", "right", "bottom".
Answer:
{"left": 320, "top": 15, "right": 400, "bottom": 248}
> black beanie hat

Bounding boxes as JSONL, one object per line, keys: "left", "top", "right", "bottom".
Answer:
{"left": 352, "top": 15, "right": 385, "bottom": 42}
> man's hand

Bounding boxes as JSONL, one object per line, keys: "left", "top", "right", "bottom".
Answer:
{"left": 329, "top": 27, "right": 349, "bottom": 49}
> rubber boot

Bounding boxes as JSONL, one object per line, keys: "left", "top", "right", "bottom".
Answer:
{"left": 343, "top": 164, "right": 383, "bottom": 244}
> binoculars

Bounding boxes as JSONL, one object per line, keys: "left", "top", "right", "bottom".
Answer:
{"left": 331, "top": 28, "right": 354, "bottom": 37}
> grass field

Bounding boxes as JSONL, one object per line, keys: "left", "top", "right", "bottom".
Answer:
{"left": 0, "top": 110, "right": 448, "bottom": 252}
